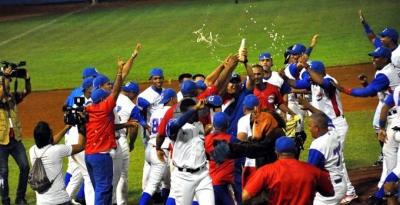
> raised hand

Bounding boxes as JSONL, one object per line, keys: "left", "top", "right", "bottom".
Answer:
{"left": 310, "top": 34, "right": 320, "bottom": 48}
{"left": 133, "top": 43, "right": 141, "bottom": 58}
{"left": 359, "top": 10, "right": 366, "bottom": 25}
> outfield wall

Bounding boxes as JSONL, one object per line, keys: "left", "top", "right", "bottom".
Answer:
{"left": 0, "top": 0, "right": 86, "bottom": 5}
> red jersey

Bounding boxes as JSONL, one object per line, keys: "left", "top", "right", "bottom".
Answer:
{"left": 244, "top": 158, "right": 334, "bottom": 205}
{"left": 84, "top": 95, "right": 117, "bottom": 154}
{"left": 253, "top": 82, "right": 283, "bottom": 111}
{"left": 204, "top": 132, "right": 235, "bottom": 186}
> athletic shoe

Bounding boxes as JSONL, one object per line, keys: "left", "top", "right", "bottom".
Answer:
{"left": 15, "top": 198, "right": 29, "bottom": 205}
{"left": 71, "top": 199, "right": 82, "bottom": 205}
{"left": 367, "top": 195, "right": 383, "bottom": 205}
{"left": 373, "top": 154, "right": 384, "bottom": 166}
{"left": 340, "top": 194, "right": 358, "bottom": 205}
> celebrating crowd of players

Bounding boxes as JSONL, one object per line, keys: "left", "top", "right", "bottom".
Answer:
{"left": 8, "top": 10, "right": 399, "bottom": 205}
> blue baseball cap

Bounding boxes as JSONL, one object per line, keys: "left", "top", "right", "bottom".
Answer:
{"left": 91, "top": 88, "right": 110, "bottom": 104}
{"left": 196, "top": 80, "right": 207, "bottom": 90}
{"left": 149, "top": 68, "right": 164, "bottom": 80}
{"left": 243, "top": 94, "right": 259, "bottom": 109}
{"left": 259, "top": 52, "right": 272, "bottom": 61}
{"left": 180, "top": 80, "right": 197, "bottom": 95}
{"left": 230, "top": 73, "right": 241, "bottom": 82}
{"left": 310, "top": 61, "right": 325, "bottom": 72}
{"left": 213, "top": 112, "right": 230, "bottom": 128}
{"left": 289, "top": 44, "right": 306, "bottom": 55}
{"left": 82, "top": 78, "right": 94, "bottom": 90}
{"left": 206, "top": 95, "right": 222, "bottom": 108}
{"left": 368, "top": 47, "right": 392, "bottom": 59}
{"left": 122, "top": 81, "right": 139, "bottom": 94}
{"left": 93, "top": 75, "right": 110, "bottom": 88}
{"left": 159, "top": 88, "right": 177, "bottom": 104}
{"left": 378, "top": 28, "right": 399, "bottom": 41}
{"left": 82, "top": 67, "right": 100, "bottom": 78}
{"left": 275, "top": 136, "right": 295, "bottom": 153}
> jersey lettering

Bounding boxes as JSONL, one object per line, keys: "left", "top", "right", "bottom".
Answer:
{"left": 152, "top": 118, "right": 163, "bottom": 134}
{"left": 333, "top": 143, "right": 341, "bottom": 167}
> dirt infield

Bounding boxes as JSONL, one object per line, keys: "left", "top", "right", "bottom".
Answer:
{"left": 3, "top": 2, "right": 382, "bottom": 204}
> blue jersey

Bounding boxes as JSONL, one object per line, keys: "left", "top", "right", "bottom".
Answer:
{"left": 222, "top": 87, "right": 252, "bottom": 138}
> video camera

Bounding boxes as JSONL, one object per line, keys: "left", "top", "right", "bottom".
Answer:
{"left": 0, "top": 61, "right": 27, "bottom": 78}
{"left": 62, "top": 97, "right": 89, "bottom": 126}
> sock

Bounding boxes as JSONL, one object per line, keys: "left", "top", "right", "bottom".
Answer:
{"left": 138, "top": 192, "right": 151, "bottom": 205}
{"left": 76, "top": 183, "right": 85, "bottom": 199}
{"left": 162, "top": 188, "right": 170, "bottom": 203}
{"left": 64, "top": 172, "right": 72, "bottom": 186}
{"left": 375, "top": 172, "right": 399, "bottom": 198}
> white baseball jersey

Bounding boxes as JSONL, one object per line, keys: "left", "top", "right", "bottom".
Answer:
{"left": 391, "top": 45, "right": 400, "bottom": 73}
{"left": 237, "top": 113, "right": 256, "bottom": 168}
{"left": 168, "top": 121, "right": 206, "bottom": 169}
{"left": 137, "top": 86, "right": 164, "bottom": 127}
{"left": 116, "top": 94, "right": 137, "bottom": 138}
{"left": 375, "top": 63, "right": 400, "bottom": 102}
{"left": 308, "top": 131, "right": 347, "bottom": 204}
{"left": 262, "top": 71, "right": 285, "bottom": 89}
{"left": 148, "top": 106, "right": 172, "bottom": 148}
{"left": 237, "top": 113, "right": 252, "bottom": 140}
{"left": 310, "top": 74, "right": 344, "bottom": 119}
{"left": 308, "top": 131, "right": 344, "bottom": 180}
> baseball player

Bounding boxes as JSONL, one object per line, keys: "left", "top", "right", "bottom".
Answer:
{"left": 331, "top": 47, "right": 400, "bottom": 189}
{"left": 115, "top": 81, "right": 142, "bottom": 205}
{"left": 307, "top": 113, "right": 347, "bottom": 205}
{"left": 359, "top": 10, "right": 400, "bottom": 167}
{"left": 158, "top": 98, "right": 214, "bottom": 205}
{"left": 137, "top": 67, "right": 164, "bottom": 200}
{"left": 139, "top": 88, "right": 177, "bottom": 205}
{"left": 281, "top": 60, "right": 358, "bottom": 203}
{"left": 368, "top": 85, "right": 400, "bottom": 204}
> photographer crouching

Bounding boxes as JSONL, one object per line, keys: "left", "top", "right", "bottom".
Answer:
{"left": 0, "top": 64, "right": 31, "bottom": 205}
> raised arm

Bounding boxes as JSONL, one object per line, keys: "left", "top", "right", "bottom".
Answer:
{"left": 359, "top": 10, "right": 379, "bottom": 45}
{"left": 111, "top": 56, "right": 125, "bottom": 101}
{"left": 121, "top": 43, "right": 141, "bottom": 81}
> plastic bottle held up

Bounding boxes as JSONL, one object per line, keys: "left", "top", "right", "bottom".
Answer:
{"left": 238, "top": 38, "right": 246, "bottom": 59}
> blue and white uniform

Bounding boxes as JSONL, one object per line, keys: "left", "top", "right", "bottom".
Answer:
{"left": 115, "top": 93, "right": 143, "bottom": 204}
{"left": 137, "top": 86, "right": 164, "bottom": 191}
{"left": 139, "top": 105, "right": 172, "bottom": 205}
{"left": 165, "top": 109, "right": 214, "bottom": 205}
{"left": 351, "top": 63, "right": 400, "bottom": 187}
{"left": 307, "top": 130, "right": 346, "bottom": 205}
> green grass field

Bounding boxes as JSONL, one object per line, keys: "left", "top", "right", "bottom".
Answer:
{"left": 2, "top": 0, "right": 398, "bottom": 204}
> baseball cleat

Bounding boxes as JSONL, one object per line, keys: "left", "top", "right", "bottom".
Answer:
{"left": 340, "top": 194, "right": 358, "bottom": 204}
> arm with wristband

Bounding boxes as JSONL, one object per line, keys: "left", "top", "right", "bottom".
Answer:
{"left": 359, "top": 10, "right": 380, "bottom": 47}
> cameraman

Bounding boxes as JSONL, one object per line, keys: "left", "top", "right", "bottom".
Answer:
{"left": 0, "top": 66, "right": 31, "bottom": 205}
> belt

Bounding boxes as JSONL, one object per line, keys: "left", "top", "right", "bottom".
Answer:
{"left": 333, "top": 178, "right": 342, "bottom": 184}
{"left": 177, "top": 164, "right": 206, "bottom": 174}
{"left": 388, "top": 110, "right": 397, "bottom": 116}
